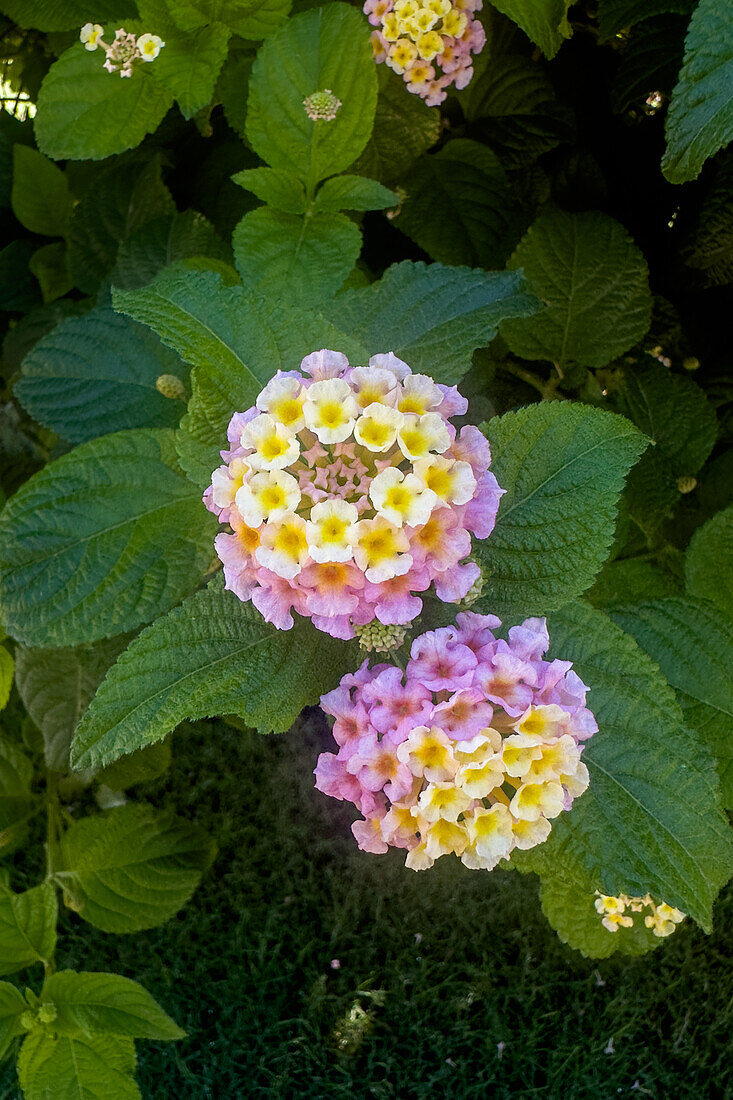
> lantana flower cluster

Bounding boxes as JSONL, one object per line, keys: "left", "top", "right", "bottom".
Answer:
{"left": 80, "top": 23, "right": 164, "bottom": 76}
{"left": 204, "top": 350, "right": 503, "bottom": 639}
{"left": 594, "top": 892, "right": 686, "bottom": 938}
{"left": 315, "top": 613, "right": 597, "bottom": 870}
{"left": 364, "top": 0, "right": 485, "bottom": 106}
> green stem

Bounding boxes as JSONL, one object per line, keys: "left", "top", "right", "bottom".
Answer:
{"left": 501, "top": 361, "right": 565, "bottom": 401}
{"left": 44, "top": 771, "right": 60, "bottom": 977}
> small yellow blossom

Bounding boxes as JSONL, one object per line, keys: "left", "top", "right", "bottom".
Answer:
{"left": 509, "top": 780, "right": 565, "bottom": 822}
{"left": 396, "top": 412, "right": 451, "bottom": 460}
{"left": 235, "top": 470, "right": 301, "bottom": 528}
{"left": 256, "top": 375, "right": 306, "bottom": 432}
{"left": 306, "top": 499, "right": 359, "bottom": 563}
{"left": 416, "top": 30, "right": 445, "bottom": 60}
{"left": 354, "top": 402, "right": 404, "bottom": 452}
{"left": 369, "top": 467, "right": 437, "bottom": 527}
{"left": 303, "top": 378, "right": 358, "bottom": 444}
{"left": 397, "top": 725, "right": 457, "bottom": 783}
{"left": 241, "top": 413, "right": 300, "bottom": 471}
{"left": 80, "top": 23, "right": 104, "bottom": 50}
{"left": 413, "top": 455, "right": 476, "bottom": 506}
{"left": 255, "top": 512, "right": 309, "bottom": 579}
{"left": 417, "top": 781, "right": 472, "bottom": 823}
{"left": 137, "top": 32, "right": 165, "bottom": 61}
{"left": 353, "top": 516, "right": 412, "bottom": 582}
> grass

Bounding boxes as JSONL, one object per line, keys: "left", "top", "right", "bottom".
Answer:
{"left": 2, "top": 712, "right": 731, "bottom": 1099}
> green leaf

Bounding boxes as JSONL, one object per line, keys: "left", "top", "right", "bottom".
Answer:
{"left": 0, "top": 981, "right": 26, "bottom": 1061}
{"left": 394, "top": 139, "right": 519, "bottom": 269}
{"left": 0, "top": 429, "right": 217, "bottom": 647}
{"left": 59, "top": 803, "right": 215, "bottom": 932}
{"left": 0, "top": 648, "right": 12, "bottom": 713}
{"left": 461, "top": 55, "right": 573, "bottom": 167}
{"left": 350, "top": 67, "right": 440, "bottom": 185}
{"left": 42, "top": 971, "right": 184, "bottom": 1040}
{"left": 586, "top": 558, "right": 680, "bottom": 610}
{"left": 112, "top": 265, "right": 367, "bottom": 487}
{"left": 150, "top": 22, "right": 232, "bottom": 119}
{"left": 67, "top": 155, "right": 176, "bottom": 294}
{"left": 610, "top": 359, "right": 718, "bottom": 476}
{"left": 663, "top": 0, "right": 733, "bottom": 183}
{"left": 685, "top": 505, "right": 733, "bottom": 618}
{"left": 0, "top": 240, "right": 41, "bottom": 312}
{"left": 35, "top": 45, "right": 175, "bottom": 162}
{"left": 598, "top": 0, "right": 695, "bottom": 41}
{"left": 610, "top": 598, "right": 733, "bottom": 809}
{"left": 71, "top": 579, "right": 361, "bottom": 770}
{"left": 29, "top": 242, "right": 74, "bottom": 304}
{"left": 0, "top": 0, "right": 136, "bottom": 31}
{"left": 11, "top": 146, "right": 71, "bottom": 237}
{"left": 246, "top": 3, "right": 377, "bottom": 188}
{"left": 0, "top": 740, "right": 37, "bottom": 859}
{"left": 170, "top": 0, "right": 291, "bottom": 39}
{"left": 232, "top": 167, "right": 307, "bottom": 214}
{"left": 0, "top": 882, "right": 57, "bottom": 976}
{"left": 312, "top": 175, "right": 397, "bottom": 213}
{"left": 216, "top": 43, "right": 254, "bottom": 136}
{"left": 96, "top": 741, "right": 172, "bottom": 790}
{"left": 0, "top": 739, "right": 33, "bottom": 795}
{"left": 540, "top": 875, "right": 666, "bottom": 959}
{"left": 112, "top": 211, "right": 229, "bottom": 290}
{"left": 611, "top": 15, "right": 687, "bottom": 115}
{"left": 232, "top": 206, "right": 361, "bottom": 307}
{"left": 15, "top": 637, "right": 129, "bottom": 771}
{"left": 502, "top": 206, "right": 653, "bottom": 369}
{"left": 489, "top": 0, "right": 572, "bottom": 58}
{"left": 515, "top": 601, "right": 733, "bottom": 930}
{"left": 324, "top": 260, "right": 540, "bottom": 387}
{"left": 14, "top": 307, "right": 188, "bottom": 444}
{"left": 473, "top": 402, "right": 647, "bottom": 618}
{"left": 18, "top": 1031, "right": 140, "bottom": 1100}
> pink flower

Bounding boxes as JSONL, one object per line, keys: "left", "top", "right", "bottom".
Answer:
{"left": 407, "top": 629, "right": 477, "bottom": 692}
{"left": 432, "top": 689, "right": 493, "bottom": 739}
{"left": 362, "top": 666, "right": 433, "bottom": 738}
{"left": 364, "top": 567, "right": 431, "bottom": 625}
{"left": 474, "top": 645, "right": 538, "bottom": 716}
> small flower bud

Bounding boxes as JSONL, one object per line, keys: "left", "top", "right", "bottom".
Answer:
{"left": 683, "top": 357, "right": 700, "bottom": 371}
{"left": 460, "top": 567, "right": 484, "bottom": 607}
{"left": 303, "top": 89, "right": 342, "bottom": 122}
{"left": 38, "top": 1004, "right": 57, "bottom": 1024}
{"left": 354, "top": 621, "right": 406, "bottom": 653}
{"left": 19, "top": 1011, "right": 36, "bottom": 1031}
{"left": 677, "top": 475, "right": 697, "bottom": 494}
{"left": 156, "top": 373, "right": 186, "bottom": 400}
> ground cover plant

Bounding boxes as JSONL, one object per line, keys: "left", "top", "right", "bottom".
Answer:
{"left": 0, "top": 1, "right": 731, "bottom": 1096}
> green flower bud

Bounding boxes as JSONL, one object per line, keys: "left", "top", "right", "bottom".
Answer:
{"left": 354, "top": 621, "right": 406, "bottom": 653}
{"left": 155, "top": 373, "right": 186, "bottom": 401}
{"left": 303, "top": 88, "right": 342, "bottom": 122}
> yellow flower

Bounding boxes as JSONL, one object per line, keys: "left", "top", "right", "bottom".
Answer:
{"left": 387, "top": 37, "right": 420, "bottom": 74}
{"left": 240, "top": 413, "right": 300, "bottom": 471}
{"left": 255, "top": 513, "right": 309, "bottom": 579}
{"left": 303, "top": 378, "right": 358, "bottom": 444}
{"left": 602, "top": 912, "right": 633, "bottom": 932}
{"left": 397, "top": 373, "right": 444, "bottom": 414}
{"left": 509, "top": 781, "right": 565, "bottom": 822}
{"left": 354, "top": 402, "right": 404, "bottom": 451}
{"left": 511, "top": 816, "right": 552, "bottom": 850}
{"left": 305, "top": 499, "right": 359, "bottom": 563}
{"left": 417, "top": 781, "right": 473, "bottom": 823}
{"left": 396, "top": 412, "right": 450, "bottom": 460}
{"left": 137, "top": 32, "right": 165, "bottom": 61}
{"left": 413, "top": 455, "right": 476, "bottom": 506}
{"left": 382, "top": 12, "right": 401, "bottom": 40}
{"left": 349, "top": 365, "right": 399, "bottom": 409}
{"left": 235, "top": 470, "right": 301, "bottom": 527}
{"left": 464, "top": 804, "right": 514, "bottom": 868}
{"left": 416, "top": 30, "right": 445, "bottom": 60}
{"left": 256, "top": 375, "right": 306, "bottom": 432}
{"left": 443, "top": 9, "right": 468, "bottom": 36}
{"left": 80, "top": 22, "right": 104, "bottom": 50}
{"left": 422, "top": 817, "right": 469, "bottom": 859}
{"left": 353, "top": 516, "right": 412, "bottom": 582}
{"left": 397, "top": 725, "right": 457, "bottom": 782}
{"left": 369, "top": 467, "right": 437, "bottom": 527}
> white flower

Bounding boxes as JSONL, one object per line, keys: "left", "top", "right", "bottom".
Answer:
{"left": 80, "top": 23, "right": 104, "bottom": 50}
{"left": 137, "top": 33, "right": 165, "bottom": 61}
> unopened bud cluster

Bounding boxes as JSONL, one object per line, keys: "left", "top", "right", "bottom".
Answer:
{"left": 80, "top": 23, "right": 165, "bottom": 77}
{"left": 303, "top": 89, "right": 342, "bottom": 122}
{"left": 594, "top": 891, "right": 685, "bottom": 937}
{"left": 354, "top": 620, "right": 406, "bottom": 652}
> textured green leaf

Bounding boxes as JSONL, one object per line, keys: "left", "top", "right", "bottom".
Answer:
{"left": 586, "top": 559, "right": 680, "bottom": 610}
{"left": 96, "top": 741, "right": 172, "bottom": 791}
{"left": 0, "top": 0, "right": 136, "bottom": 31}
{"left": 15, "top": 637, "right": 129, "bottom": 771}
{"left": 112, "top": 265, "right": 366, "bottom": 487}
{"left": 246, "top": 4, "right": 377, "bottom": 188}
{"left": 71, "top": 579, "right": 361, "bottom": 770}
{"left": 232, "top": 206, "right": 361, "bottom": 307}
{"left": 312, "top": 175, "right": 397, "bottom": 213}
{"left": 350, "top": 67, "right": 440, "bottom": 185}
{"left": 42, "top": 971, "right": 184, "bottom": 1040}
{"left": 0, "top": 740, "right": 37, "bottom": 859}
{"left": 515, "top": 601, "right": 733, "bottom": 930}
{"left": 112, "top": 211, "right": 229, "bottom": 290}
{"left": 232, "top": 167, "right": 307, "bottom": 213}
{"left": 67, "top": 155, "right": 175, "bottom": 294}
{"left": 502, "top": 206, "right": 653, "bottom": 369}
{"left": 682, "top": 149, "right": 733, "bottom": 286}
{"left": 59, "top": 803, "right": 214, "bottom": 932}
{"left": 611, "top": 359, "right": 718, "bottom": 476}
{"left": 18, "top": 1031, "right": 140, "bottom": 1100}
{"left": 0, "top": 240, "right": 41, "bottom": 313}
{"left": 170, "top": 0, "right": 291, "bottom": 39}
{"left": 685, "top": 505, "right": 733, "bottom": 619}
{"left": 324, "top": 260, "right": 539, "bottom": 387}
{"left": 598, "top": 0, "right": 695, "bottom": 41}
{"left": 489, "top": 0, "right": 572, "bottom": 58}
{"left": 663, "top": 0, "right": 733, "bottom": 183}
{"left": 149, "top": 22, "right": 231, "bottom": 119}
{"left": 461, "top": 55, "right": 573, "bottom": 167}
{"left": 35, "top": 45, "right": 175, "bottom": 161}
{"left": 0, "top": 881, "right": 56, "bottom": 976}
{"left": 395, "top": 139, "right": 519, "bottom": 269}
{"left": 29, "top": 242, "right": 74, "bottom": 304}
{"left": 472, "top": 403, "right": 647, "bottom": 616}
{"left": 610, "top": 598, "right": 733, "bottom": 808}
{"left": 216, "top": 44, "right": 254, "bottom": 135}
{"left": 11, "top": 146, "right": 71, "bottom": 237}
{"left": 0, "top": 429, "right": 217, "bottom": 647}
{"left": 0, "top": 648, "right": 12, "bottom": 713}
{"left": 540, "top": 876, "right": 666, "bottom": 959}
{"left": 0, "top": 739, "right": 33, "bottom": 795}
{"left": 14, "top": 307, "right": 188, "bottom": 444}
{"left": 0, "top": 981, "right": 26, "bottom": 1062}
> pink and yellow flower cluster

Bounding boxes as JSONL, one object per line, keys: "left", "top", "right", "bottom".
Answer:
{"left": 364, "top": 0, "right": 485, "bottom": 106}
{"left": 204, "top": 350, "right": 503, "bottom": 639}
{"left": 315, "top": 613, "right": 597, "bottom": 870}
{"left": 594, "top": 892, "right": 685, "bottom": 938}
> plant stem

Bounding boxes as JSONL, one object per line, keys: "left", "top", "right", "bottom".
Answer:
{"left": 501, "top": 361, "right": 565, "bottom": 400}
